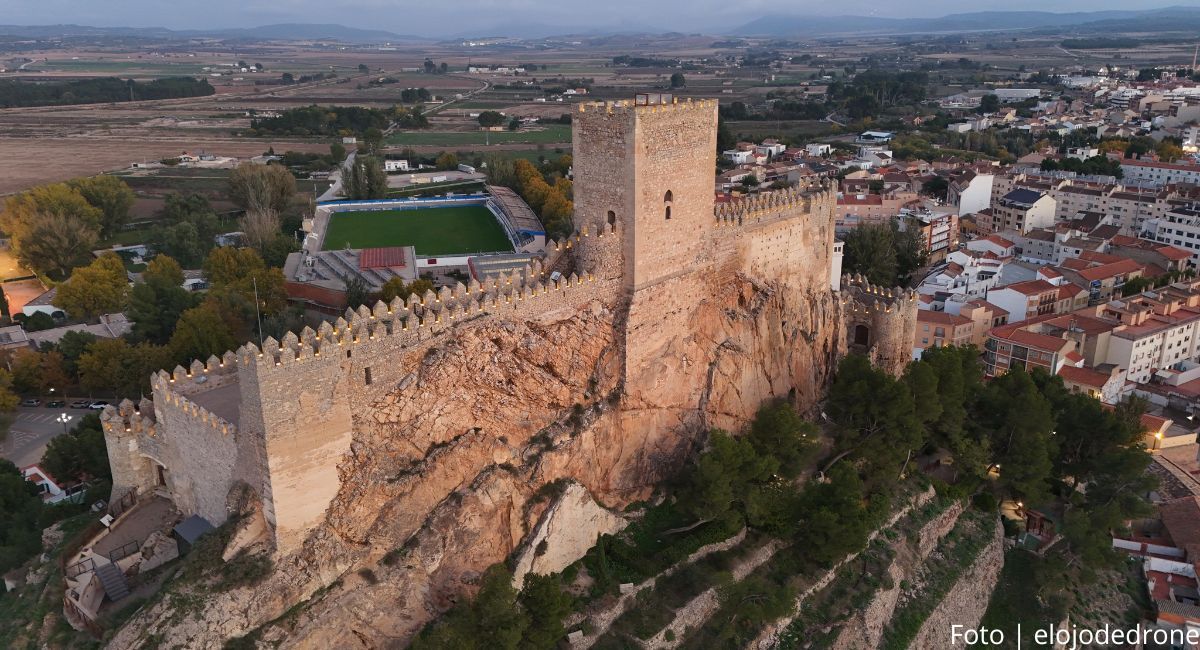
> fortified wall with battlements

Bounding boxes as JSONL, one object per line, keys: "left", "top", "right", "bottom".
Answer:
{"left": 100, "top": 93, "right": 916, "bottom": 564}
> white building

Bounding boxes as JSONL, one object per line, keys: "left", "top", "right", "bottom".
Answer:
{"left": 384, "top": 159, "right": 411, "bottom": 172}
{"left": 1145, "top": 204, "right": 1200, "bottom": 267}
{"left": 948, "top": 171, "right": 995, "bottom": 217}
{"left": 1121, "top": 159, "right": 1200, "bottom": 186}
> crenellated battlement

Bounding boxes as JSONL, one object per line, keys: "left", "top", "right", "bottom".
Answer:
{"left": 160, "top": 261, "right": 610, "bottom": 394}
{"left": 714, "top": 182, "right": 835, "bottom": 228}
{"left": 100, "top": 398, "right": 158, "bottom": 438}
{"left": 577, "top": 96, "right": 719, "bottom": 118}
{"left": 839, "top": 273, "right": 919, "bottom": 312}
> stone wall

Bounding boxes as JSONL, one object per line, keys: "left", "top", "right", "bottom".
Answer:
{"left": 909, "top": 517, "right": 1005, "bottom": 649}
{"left": 832, "top": 500, "right": 966, "bottom": 649}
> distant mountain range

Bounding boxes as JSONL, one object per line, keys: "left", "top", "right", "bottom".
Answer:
{"left": 4, "top": 5, "right": 1200, "bottom": 44}
{"left": 730, "top": 6, "right": 1200, "bottom": 37}
{"left": 0, "top": 22, "right": 426, "bottom": 43}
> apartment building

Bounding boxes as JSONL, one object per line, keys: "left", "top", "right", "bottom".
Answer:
{"left": 1144, "top": 204, "right": 1200, "bottom": 267}
{"left": 914, "top": 310, "right": 973, "bottom": 358}
{"left": 1122, "top": 159, "right": 1200, "bottom": 186}
{"left": 982, "top": 188, "right": 1056, "bottom": 234}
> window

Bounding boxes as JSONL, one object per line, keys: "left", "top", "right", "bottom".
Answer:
{"left": 607, "top": 210, "right": 616, "bottom": 228}
{"left": 664, "top": 190, "right": 673, "bottom": 220}
{"left": 365, "top": 367, "right": 373, "bottom": 385}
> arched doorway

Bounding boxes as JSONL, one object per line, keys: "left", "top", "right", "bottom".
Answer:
{"left": 852, "top": 324, "right": 870, "bottom": 347}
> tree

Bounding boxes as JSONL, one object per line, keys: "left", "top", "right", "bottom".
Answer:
{"left": 436, "top": 152, "right": 460, "bottom": 171}
{"left": 330, "top": 141, "right": 347, "bottom": 163}
{"left": 129, "top": 256, "right": 199, "bottom": 344}
{"left": 281, "top": 72, "right": 295, "bottom": 84}
{"left": 922, "top": 176, "right": 949, "bottom": 199}
{"left": 793, "top": 463, "right": 871, "bottom": 565}
{"left": 342, "top": 155, "right": 389, "bottom": 200}
{"left": 1, "top": 183, "right": 104, "bottom": 276}
{"left": 439, "top": 62, "right": 448, "bottom": 74}
{"left": 0, "top": 459, "right": 44, "bottom": 573}
{"left": 53, "top": 253, "right": 130, "bottom": 319}
{"left": 67, "top": 175, "right": 135, "bottom": 237}
{"left": 826, "top": 354, "right": 923, "bottom": 478}
{"left": 977, "top": 93, "right": 1000, "bottom": 114}
{"left": 841, "top": 221, "right": 925, "bottom": 287}
{"left": 0, "top": 368, "right": 18, "bottom": 413}
{"left": 411, "top": 564, "right": 529, "bottom": 650}
{"left": 478, "top": 111, "right": 506, "bottom": 128}
{"left": 976, "top": 368, "right": 1055, "bottom": 501}
{"left": 358, "top": 64, "right": 369, "bottom": 73}
{"left": 747, "top": 401, "right": 816, "bottom": 478}
{"left": 41, "top": 413, "right": 109, "bottom": 483}
{"left": 519, "top": 573, "right": 572, "bottom": 650}
{"left": 670, "top": 72, "right": 686, "bottom": 88}
{"left": 151, "top": 193, "right": 221, "bottom": 267}
{"left": 78, "top": 338, "right": 172, "bottom": 398}
{"left": 344, "top": 276, "right": 371, "bottom": 309}
{"left": 362, "top": 127, "right": 384, "bottom": 153}
{"left": 378, "top": 277, "right": 432, "bottom": 303}
{"left": 57, "top": 330, "right": 98, "bottom": 375}
{"left": 229, "top": 162, "right": 295, "bottom": 214}
{"left": 169, "top": 302, "right": 238, "bottom": 364}
{"left": 13, "top": 212, "right": 99, "bottom": 280}
{"left": 684, "top": 431, "right": 776, "bottom": 522}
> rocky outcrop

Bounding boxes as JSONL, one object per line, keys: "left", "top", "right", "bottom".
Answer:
{"left": 511, "top": 481, "right": 627, "bottom": 588}
{"left": 909, "top": 517, "right": 1005, "bottom": 649}
{"left": 109, "top": 272, "right": 842, "bottom": 649}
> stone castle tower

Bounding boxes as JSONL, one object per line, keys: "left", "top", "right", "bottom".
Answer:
{"left": 572, "top": 93, "right": 717, "bottom": 293}
{"left": 99, "top": 93, "right": 916, "bottom": 568}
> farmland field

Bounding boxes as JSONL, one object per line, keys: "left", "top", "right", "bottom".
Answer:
{"left": 322, "top": 205, "right": 512, "bottom": 255}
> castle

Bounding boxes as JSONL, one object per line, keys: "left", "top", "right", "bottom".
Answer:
{"left": 100, "top": 93, "right": 916, "bottom": 562}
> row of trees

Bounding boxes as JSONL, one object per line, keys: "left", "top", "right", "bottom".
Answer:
{"left": 485, "top": 157, "right": 574, "bottom": 239}
{"left": 11, "top": 246, "right": 291, "bottom": 399}
{"left": 0, "top": 77, "right": 214, "bottom": 108}
{"left": 249, "top": 105, "right": 395, "bottom": 137}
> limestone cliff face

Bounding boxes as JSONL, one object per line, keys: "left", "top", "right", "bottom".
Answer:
{"left": 108, "top": 273, "right": 842, "bottom": 649}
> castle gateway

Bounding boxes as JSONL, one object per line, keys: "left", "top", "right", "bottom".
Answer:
{"left": 100, "top": 93, "right": 914, "bottom": 558}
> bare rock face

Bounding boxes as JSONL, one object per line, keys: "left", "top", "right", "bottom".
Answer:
{"left": 510, "top": 481, "right": 627, "bottom": 588}
{"left": 110, "top": 274, "right": 842, "bottom": 649}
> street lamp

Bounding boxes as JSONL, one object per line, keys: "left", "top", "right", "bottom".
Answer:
{"left": 1154, "top": 431, "right": 1164, "bottom": 452}
{"left": 56, "top": 413, "right": 72, "bottom": 435}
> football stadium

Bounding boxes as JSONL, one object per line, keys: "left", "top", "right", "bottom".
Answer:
{"left": 285, "top": 187, "right": 548, "bottom": 312}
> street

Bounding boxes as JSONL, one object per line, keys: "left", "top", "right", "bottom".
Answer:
{"left": 1, "top": 406, "right": 83, "bottom": 469}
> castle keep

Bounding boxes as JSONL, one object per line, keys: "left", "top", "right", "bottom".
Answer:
{"left": 100, "top": 93, "right": 916, "bottom": 561}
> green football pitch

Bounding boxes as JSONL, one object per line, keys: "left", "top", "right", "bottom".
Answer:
{"left": 321, "top": 206, "right": 513, "bottom": 256}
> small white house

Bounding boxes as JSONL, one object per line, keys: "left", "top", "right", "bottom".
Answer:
{"left": 384, "top": 159, "right": 411, "bottom": 172}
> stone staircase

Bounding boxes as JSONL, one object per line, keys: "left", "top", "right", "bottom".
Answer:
{"left": 94, "top": 561, "right": 130, "bottom": 602}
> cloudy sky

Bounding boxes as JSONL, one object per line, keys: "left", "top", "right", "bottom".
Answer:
{"left": 2, "top": 0, "right": 1195, "bottom": 36}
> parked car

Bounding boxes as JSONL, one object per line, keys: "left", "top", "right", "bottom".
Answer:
{"left": 88, "top": 401, "right": 110, "bottom": 410}
{"left": 45, "top": 400, "right": 65, "bottom": 408}
{"left": 21, "top": 398, "right": 41, "bottom": 407}
{"left": 71, "top": 400, "right": 92, "bottom": 409}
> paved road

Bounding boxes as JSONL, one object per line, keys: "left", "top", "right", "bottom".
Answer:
{"left": 1, "top": 406, "right": 90, "bottom": 468}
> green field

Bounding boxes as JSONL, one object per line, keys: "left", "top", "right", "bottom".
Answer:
{"left": 322, "top": 206, "right": 512, "bottom": 255}
{"left": 387, "top": 124, "right": 571, "bottom": 146}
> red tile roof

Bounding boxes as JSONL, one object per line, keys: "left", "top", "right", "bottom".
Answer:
{"left": 1057, "top": 365, "right": 1112, "bottom": 389}
{"left": 360, "top": 247, "right": 410, "bottom": 270}
{"left": 998, "top": 279, "right": 1058, "bottom": 296}
{"left": 918, "top": 310, "right": 971, "bottom": 326}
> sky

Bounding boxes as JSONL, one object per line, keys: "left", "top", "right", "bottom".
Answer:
{"left": 2, "top": 0, "right": 1197, "bottom": 37}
